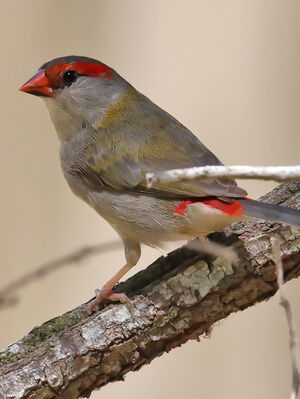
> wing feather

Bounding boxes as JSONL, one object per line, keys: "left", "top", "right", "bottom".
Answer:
{"left": 80, "top": 89, "right": 247, "bottom": 200}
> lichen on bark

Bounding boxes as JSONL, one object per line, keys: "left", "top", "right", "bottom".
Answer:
{"left": 0, "top": 182, "right": 299, "bottom": 399}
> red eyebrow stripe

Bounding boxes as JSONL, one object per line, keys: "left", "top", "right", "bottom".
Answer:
{"left": 44, "top": 61, "right": 113, "bottom": 84}
{"left": 174, "top": 199, "right": 244, "bottom": 216}
{"left": 67, "top": 62, "right": 113, "bottom": 79}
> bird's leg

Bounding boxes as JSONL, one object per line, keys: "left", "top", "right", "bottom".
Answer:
{"left": 87, "top": 238, "right": 141, "bottom": 314}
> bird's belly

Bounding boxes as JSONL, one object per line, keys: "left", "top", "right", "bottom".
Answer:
{"left": 85, "top": 190, "right": 243, "bottom": 247}
{"left": 85, "top": 190, "right": 186, "bottom": 246}
{"left": 62, "top": 165, "right": 242, "bottom": 246}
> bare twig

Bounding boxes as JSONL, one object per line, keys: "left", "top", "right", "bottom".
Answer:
{"left": 0, "top": 181, "right": 299, "bottom": 399}
{"left": 0, "top": 241, "right": 121, "bottom": 310}
{"left": 271, "top": 237, "right": 300, "bottom": 399}
{"left": 146, "top": 165, "right": 300, "bottom": 187}
{"left": 0, "top": 237, "right": 236, "bottom": 311}
{"left": 187, "top": 238, "right": 237, "bottom": 262}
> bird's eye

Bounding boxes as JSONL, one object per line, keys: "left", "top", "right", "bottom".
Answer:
{"left": 62, "top": 70, "right": 78, "bottom": 86}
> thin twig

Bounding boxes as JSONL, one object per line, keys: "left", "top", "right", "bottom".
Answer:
{"left": 271, "top": 237, "right": 300, "bottom": 399}
{"left": 0, "top": 241, "right": 121, "bottom": 310}
{"left": 0, "top": 237, "right": 235, "bottom": 310}
{"left": 187, "top": 238, "right": 237, "bottom": 262}
{"left": 0, "top": 180, "right": 299, "bottom": 399}
{"left": 146, "top": 165, "right": 300, "bottom": 187}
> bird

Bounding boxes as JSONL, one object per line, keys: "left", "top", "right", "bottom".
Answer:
{"left": 19, "top": 55, "right": 300, "bottom": 313}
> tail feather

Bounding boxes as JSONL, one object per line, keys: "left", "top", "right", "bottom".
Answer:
{"left": 239, "top": 198, "right": 300, "bottom": 227}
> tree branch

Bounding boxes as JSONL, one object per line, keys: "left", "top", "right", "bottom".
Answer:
{"left": 0, "top": 182, "right": 299, "bottom": 399}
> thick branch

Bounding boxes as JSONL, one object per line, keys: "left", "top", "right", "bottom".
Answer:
{"left": 0, "top": 182, "right": 299, "bottom": 399}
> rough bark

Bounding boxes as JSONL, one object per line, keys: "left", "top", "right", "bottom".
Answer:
{"left": 0, "top": 182, "right": 299, "bottom": 399}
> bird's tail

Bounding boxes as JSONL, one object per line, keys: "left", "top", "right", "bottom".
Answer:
{"left": 239, "top": 197, "right": 300, "bottom": 227}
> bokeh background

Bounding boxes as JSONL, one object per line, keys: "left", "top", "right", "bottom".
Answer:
{"left": 0, "top": 1, "right": 300, "bottom": 398}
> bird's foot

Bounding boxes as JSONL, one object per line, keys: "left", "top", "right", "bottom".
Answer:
{"left": 87, "top": 287, "right": 134, "bottom": 316}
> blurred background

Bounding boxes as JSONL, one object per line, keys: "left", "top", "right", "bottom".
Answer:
{"left": 0, "top": 1, "right": 300, "bottom": 398}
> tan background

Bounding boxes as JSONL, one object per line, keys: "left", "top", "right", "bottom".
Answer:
{"left": 0, "top": 1, "right": 300, "bottom": 398}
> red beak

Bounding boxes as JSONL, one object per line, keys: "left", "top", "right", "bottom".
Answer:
{"left": 19, "top": 69, "right": 53, "bottom": 97}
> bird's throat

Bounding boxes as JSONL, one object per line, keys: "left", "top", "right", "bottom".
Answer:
{"left": 43, "top": 97, "right": 84, "bottom": 141}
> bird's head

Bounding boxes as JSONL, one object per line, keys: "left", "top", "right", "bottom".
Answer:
{"left": 20, "top": 56, "right": 128, "bottom": 140}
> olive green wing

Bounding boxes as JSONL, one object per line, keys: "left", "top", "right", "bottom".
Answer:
{"left": 80, "top": 88, "right": 247, "bottom": 199}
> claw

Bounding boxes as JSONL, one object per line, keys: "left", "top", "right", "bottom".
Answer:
{"left": 86, "top": 256, "right": 139, "bottom": 316}
{"left": 109, "top": 292, "right": 135, "bottom": 318}
{"left": 86, "top": 289, "right": 134, "bottom": 317}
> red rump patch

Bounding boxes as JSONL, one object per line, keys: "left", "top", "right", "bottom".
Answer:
{"left": 174, "top": 200, "right": 194, "bottom": 215}
{"left": 174, "top": 199, "right": 244, "bottom": 216}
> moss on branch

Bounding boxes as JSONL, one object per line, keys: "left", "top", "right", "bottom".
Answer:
{"left": 0, "top": 182, "right": 299, "bottom": 399}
